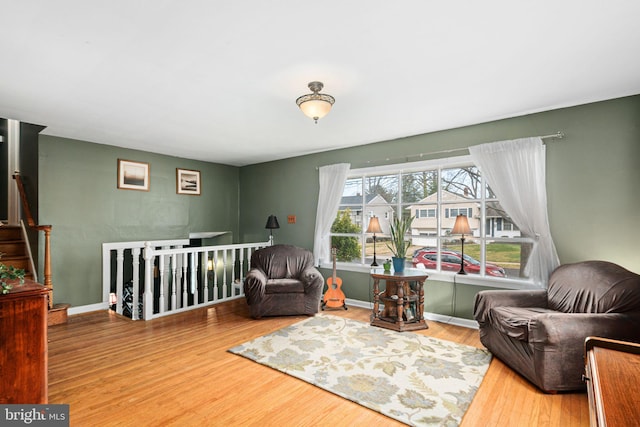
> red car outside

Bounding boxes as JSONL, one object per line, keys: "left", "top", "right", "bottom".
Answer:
{"left": 412, "top": 248, "right": 506, "bottom": 277}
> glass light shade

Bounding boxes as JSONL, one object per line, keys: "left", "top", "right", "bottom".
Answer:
{"left": 451, "top": 214, "right": 472, "bottom": 236}
{"left": 299, "top": 98, "right": 333, "bottom": 120}
{"left": 366, "top": 216, "right": 382, "bottom": 234}
{"left": 296, "top": 82, "right": 335, "bottom": 122}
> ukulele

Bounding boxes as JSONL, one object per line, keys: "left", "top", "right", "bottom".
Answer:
{"left": 323, "top": 247, "right": 347, "bottom": 310}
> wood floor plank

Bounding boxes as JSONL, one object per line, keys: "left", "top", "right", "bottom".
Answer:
{"left": 47, "top": 299, "right": 588, "bottom": 426}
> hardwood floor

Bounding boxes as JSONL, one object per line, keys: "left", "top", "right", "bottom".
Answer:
{"left": 48, "top": 300, "right": 589, "bottom": 426}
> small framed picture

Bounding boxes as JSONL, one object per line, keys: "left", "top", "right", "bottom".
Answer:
{"left": 176, "top": 168, "right": 201, "bottom": 195}
{"left": 117, "top": 159, "right": 150, "bottom": 191}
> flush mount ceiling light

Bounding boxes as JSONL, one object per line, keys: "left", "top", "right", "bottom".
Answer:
{"left": 295, "top": 81, "right": 335, "bottom": 124}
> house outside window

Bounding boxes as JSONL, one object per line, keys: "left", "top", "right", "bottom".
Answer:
{"left": 328, "top": 155, "right": 535, "bottom": 282}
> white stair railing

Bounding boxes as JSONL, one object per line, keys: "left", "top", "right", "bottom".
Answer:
{"left": 103, "top": 239, "right": 271, "bottom": 320}
{"left": 102, "top": 239, "right": 190, "bottom": 320}
{"left": 142, "top": 241, "right": 270, "bottom": 320}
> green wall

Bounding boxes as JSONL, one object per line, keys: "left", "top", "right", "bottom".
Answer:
{"left": 38, "top": 136, "right": 240, "bottom": 307}
{"left": 35, "top": 95, "right": 640, "bottom": 317}
{"left": 239, "top": 95, "right": 640, "bottom": 319}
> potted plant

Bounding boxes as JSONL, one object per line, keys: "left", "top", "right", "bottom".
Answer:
{"left": 0, "top": 260, "right": 26, "bottom": 295}
{"left": 386, "top": 215, "right": 414, "bottom": 273}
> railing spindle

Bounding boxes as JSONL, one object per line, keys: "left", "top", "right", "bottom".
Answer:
{"left": 143, "top": 242, "right": 154, "bottom": 320}
{"left": 158, "top": 254, "right": 166, "bottom": 314}
{"left": 116, "top": 248, "right": 124, "bottom": 315}
{"left": 190, "top": 252, "right": 198, "bottom": 303}
{"left": 171, "top": 253, "right": 177, "bottom": 310}
{"left": 181, "top": 252, "right": 188, "bottom": 307}
{"left": 131, "top": 247, "right": 141, "bottom": 320}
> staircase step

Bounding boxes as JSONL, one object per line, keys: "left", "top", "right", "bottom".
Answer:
{"left": 1, "top": 256, "right": 30, "bottom": 271}
{"left": 0, "top": 240, "right": 27, "bottom": 257}
{"left": 0, "top": 226, "right": 32, "bottom": 280}
{"left": 0, "top": 226, "right": 22, "bottom": 241}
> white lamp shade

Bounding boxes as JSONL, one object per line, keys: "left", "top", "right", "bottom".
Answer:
{"left": 451, "top": 214, "right": 472, "bottom": 236}
{"left": 366, "top": 217, "right": 383, "bottom": 234}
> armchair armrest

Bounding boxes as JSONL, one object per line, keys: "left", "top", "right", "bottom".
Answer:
{"left": 529, "top": 313, "right": 640, "bottom": 348}
{"left": 474, "top": 289, "right": 548, "bottom": 324}
{"left": 243, "top": 268, "right": 267, "bottom": 305}
{"left": 300, "top": 266, "right": 324, "bottom": 291}
{"left": 524, "top": 312, "right": 640, "bottom": 392}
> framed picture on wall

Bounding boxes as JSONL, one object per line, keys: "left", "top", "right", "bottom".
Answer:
{"left": 117, "top": 159, "right": 150, "bottom": 191}
{"left": 176, "top": 168, "right": 201, "bottom": 195}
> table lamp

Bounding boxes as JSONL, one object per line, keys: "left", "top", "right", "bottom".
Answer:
{"left": 451, "top": 214, "right": 472, "bottom": 274}
{"left": 366, "top": 216, "right": 383, "bottom": 266}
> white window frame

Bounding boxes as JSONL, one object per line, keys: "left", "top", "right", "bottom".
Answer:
{"left": 323, "top": 155, "right": 538, "bottom": 289}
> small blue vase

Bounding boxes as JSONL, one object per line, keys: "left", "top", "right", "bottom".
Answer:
{"left": 392, "top": 257, "right": 405, "bottom": 273}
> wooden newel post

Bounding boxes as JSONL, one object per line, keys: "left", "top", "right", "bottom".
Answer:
{"left": 42, "top": 225, "right": 53, "bottom": 309}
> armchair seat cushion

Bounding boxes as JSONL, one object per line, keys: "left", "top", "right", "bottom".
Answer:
{"left": 489, "top": 307, "right": 557, "bottom": 342}
{"left": 265, "top": 279, "right": 305, "bottom": 294}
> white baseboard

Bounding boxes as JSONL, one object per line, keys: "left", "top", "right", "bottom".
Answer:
{"left": 345, "top": 298, "right": 478, "bottom": 329}
{"left": 67, "top": 298, "right": 479, "bottom": 329}
{"left": 67, "top": 302, "right": 109, "bottom": 316}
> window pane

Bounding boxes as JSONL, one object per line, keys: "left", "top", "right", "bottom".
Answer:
{"left": 441, "top": 238, "right": 488, "bottom": 276}
{"left": 365, "top": 174, "right": 398, "bottom": 204}
{"left": 331, "top": 235, "right": 362, "bottom": 262}
{"left": 486, "top": 184, "right": 497, "bottom": 199}
{"left": 339, "top": 178, "right": 364, "bottom": 229}
{"left": 485, "top": 201, "right": 520, "bottom": 238}
{"left": 486, "top": 241, "right": 529, "bottom": 279}
{"left": 342, "top": 177, "right": 363, "bottom": 200}
{"left": 442, "top": 166, "right": 482, "bottom": 199}
{"left": 365, "top": 234, "right": 393, "bottom": 263}
{"left": 364, "top": 175, "right": 396, "bottom": 236}
{"left": 408, "top": 204, "right": 438, "bottom": 249}
{"left": 402, "top": 170, "right": 437, "bottom": 203}
{"left": 335, "top": 206, "right": 364, "bottom": 231}
{"left": 442, "top": 202, "right": 479, "bottom": 237}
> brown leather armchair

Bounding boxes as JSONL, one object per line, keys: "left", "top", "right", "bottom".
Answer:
{"left": 473, "top": 260, "right": 640, "bottom": 392}
{"left": 243, "top": 244, "right": 324, "bottom": 319}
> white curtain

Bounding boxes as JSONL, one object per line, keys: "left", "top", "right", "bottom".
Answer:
{"left": 468, "top": 137, "right": 559, "bottom": 287}
{"left": 313, "top": 163, "right": 350, "bottom": 266}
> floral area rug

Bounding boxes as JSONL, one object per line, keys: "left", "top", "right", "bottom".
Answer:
{"left": 228, "top": 314, "right": 491, "bottom": 426}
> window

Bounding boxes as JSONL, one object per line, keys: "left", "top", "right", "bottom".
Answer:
{"left": 416, "top": 208, "right": 436, "bottom": 218}
{"left": 445, "top": 207, "right": 473, "bottom": 218}
{"left": 328, "top": 155, "right": 534, "bottom": 282}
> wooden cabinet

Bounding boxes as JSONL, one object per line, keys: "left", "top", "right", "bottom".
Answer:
{"left": 584, "top": 337, "right": 640, "bottom": 427}
{"left": 370, "top": 268, "right": 428, "bottom": 332}
{"left": 0, "top": 280, "right": 49, "bottom": 403}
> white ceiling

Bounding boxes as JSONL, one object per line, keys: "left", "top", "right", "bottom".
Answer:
{"left": 1, "top": 1, "right": 639, "bottom": 167}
